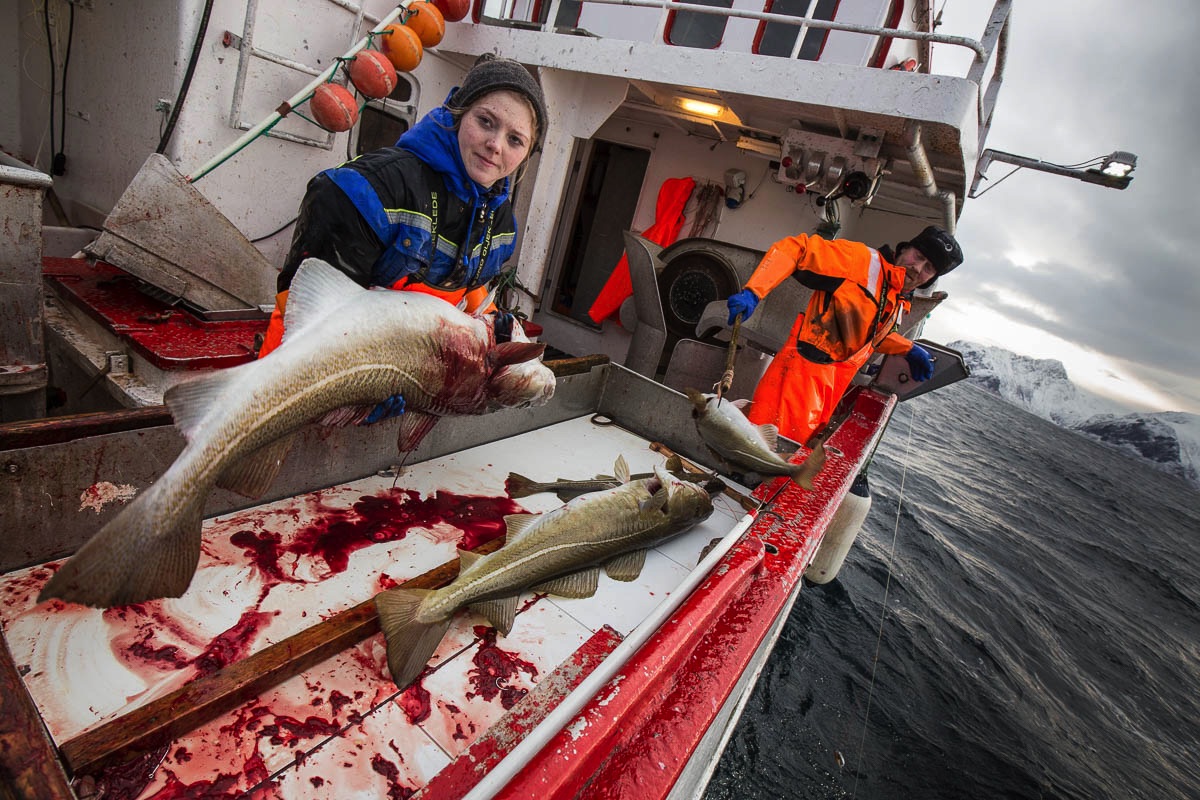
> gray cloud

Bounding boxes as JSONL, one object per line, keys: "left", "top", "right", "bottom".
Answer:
{"left": 942, "top": 0, "right": 1200, "bottom": 411}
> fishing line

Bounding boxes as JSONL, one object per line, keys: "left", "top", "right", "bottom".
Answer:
{"left": 850, "top": 400, "right": 916, "bottom": 797}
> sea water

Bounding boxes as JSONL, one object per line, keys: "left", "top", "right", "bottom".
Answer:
{"left": 705, "top": 382, "right": 1200, "bottom": 800}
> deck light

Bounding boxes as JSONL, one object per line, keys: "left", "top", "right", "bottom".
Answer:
{"left": 970, "top": 148, "right": 1138, "bottom": 196}
{"left": 1099, "top": 151, "right": 1137, "bottom": 178}
{"left": 677, "top": 98, "right": 725, "bottom": 118}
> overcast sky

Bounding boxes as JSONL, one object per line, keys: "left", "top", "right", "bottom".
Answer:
{"left": 922, "top": 1, "right": 1200, "bottom": 414}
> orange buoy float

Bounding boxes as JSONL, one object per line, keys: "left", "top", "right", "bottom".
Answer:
{"left": 348, "top": 49, "right": 399, "bottom": 99}
{"left": 380, "top": 23, "right": 423, "bottom": 73}
{"left": 405, "top": 1, "right": 445, "bottom": 48}
{"left": 432, "top": 0, "right": 469, "bottom": 23}
{"left": 310, "top": 83, "right": 359, "bottom": 132}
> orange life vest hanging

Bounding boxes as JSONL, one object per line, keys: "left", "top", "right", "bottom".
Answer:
{"left": 586, "top": 176, "right": 696, "bottom": 324}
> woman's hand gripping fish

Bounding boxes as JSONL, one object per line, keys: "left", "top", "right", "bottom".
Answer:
{"left": 39, "top": 259, "right": 555, "bottom": 609}
{"left": 375, "top": 456, "right": 715, "bottom": 689}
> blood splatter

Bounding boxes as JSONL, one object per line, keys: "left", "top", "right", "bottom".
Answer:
{"left": 371, "top": 753, "right": 416, "bottom": 799}
{"left": 229, "top": 488, "right": 525, "bottom": 582}
{"left": 466, "top": 626, "right": 538, "bottom": 709}
{"left": 397, "top": 680, "right": 432, "bottom": 724}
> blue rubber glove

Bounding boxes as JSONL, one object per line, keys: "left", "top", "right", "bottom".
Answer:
{"left": 726, "top": 289, "right": 759, "bottom": 326}
{"left": 905, "top": 344, "right": 934, "bottom": 381}
{"left": 492, "top": 311, "right": 514, "bottom": 343}
{"left": 362, "top": 393, "right": 406, "bottom": 425}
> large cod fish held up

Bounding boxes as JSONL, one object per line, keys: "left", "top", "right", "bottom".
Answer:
{"left": 376, "top": 457, "right": 715, "bottom": 689}
{"left": 40, "top": 258, "right": 555, "bottom": 608}
{"left": 684, "top": 389, "right": 825, "bottom": 488}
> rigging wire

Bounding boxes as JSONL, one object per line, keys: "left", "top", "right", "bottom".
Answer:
{"left": 250, "top": 216, "right": 299, "bottom": 243}
{"left": 157, "top": 0, "right": 216, "bottom": 154}
{"left": 55, "top": 0, "right": 74, "bottom": 175}
{"left": 850, "top": 402, "right": 916, "bottom": 798}
{"left": 42, "top": 0, "right": 55, "bottom": 174}
{"left": 972, "top": 164, "right": 1021, "bottom": 198}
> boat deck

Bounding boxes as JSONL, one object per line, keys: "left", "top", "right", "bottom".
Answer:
{"left": 0, "top": 415, "right": 749, "bottom": 798}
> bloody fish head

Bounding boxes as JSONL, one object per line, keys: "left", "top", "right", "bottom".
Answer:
{"left": 663, "top": 469, "right": 715, "bottom": 524}
{"left": 485, "top": 340, "right": 555, "bottom": 410}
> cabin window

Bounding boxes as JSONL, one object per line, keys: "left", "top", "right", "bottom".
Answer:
{"left": 754, "top": 0, "right": 839, "bottom": 59}
{"left": 868, "top": 0, "right": 905, "bottom": 68}
{"left": 355, "top": 77, "right": 416, "bottom": 155}
{"left": 665, "top": 0, "right": 735, "bottom": 49}
{"left": 532, "top": 0, "right": 583, "bottom": 27}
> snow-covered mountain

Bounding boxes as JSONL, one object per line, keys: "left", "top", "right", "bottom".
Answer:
{"left": 948, "top": 341, "right": 1200, "bottom": 487}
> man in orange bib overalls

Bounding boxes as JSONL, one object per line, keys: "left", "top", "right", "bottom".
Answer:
{"left": 725, "top": 226, "right": 964, "bottom": 444}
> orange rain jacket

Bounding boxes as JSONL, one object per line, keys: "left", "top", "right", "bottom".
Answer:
{"left": 742, "top": 234, "right": 913, "bottom": 442}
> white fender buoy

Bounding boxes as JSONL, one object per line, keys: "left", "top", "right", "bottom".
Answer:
{"left": 805, "top": 473, "right": 872, "bottom": 584}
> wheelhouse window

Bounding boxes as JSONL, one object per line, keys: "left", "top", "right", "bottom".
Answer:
{"left": 754, "top": 0, "right": 839, "bottom": 59}
{"left": 665, "top": 0, "right": 735, "bottom": 49}
{"left": 355, "top": 76, "right": 416, "bottom": 155}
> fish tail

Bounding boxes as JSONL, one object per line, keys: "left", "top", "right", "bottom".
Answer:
{"left": 789, "top": 442, "right": 827, "bottom": 489}
{"left": 375, "top": 588, "right": 450, "bottom": 689}
{"left": 504, "top": 472, "right": 541, "bottom": 498}
{"left": 38, "top": 481, "right": 203, "bottom": 607}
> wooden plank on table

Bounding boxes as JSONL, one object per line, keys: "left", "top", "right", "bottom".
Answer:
{"left": 0, "top": 628, "right": 76, "bottom": 799}
{"left": 0, "top": 406, "right": 172, "bottom": 451}
{"left": 59, "top": 536, "right": 508, "bottom": 778}
{"left": 546, "top": 354, "right": 609, "bottom": 378}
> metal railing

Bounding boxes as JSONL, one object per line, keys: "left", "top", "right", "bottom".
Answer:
{"left": 500, "top": 0, "right": 1012, "bottom": 130}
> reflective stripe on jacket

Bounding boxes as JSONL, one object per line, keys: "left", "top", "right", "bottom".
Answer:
{"left": 279, "top": 151, "right": 517, "bottom": 293}
{"left": 744, "top": 234, "right": 912, "bottom": 364}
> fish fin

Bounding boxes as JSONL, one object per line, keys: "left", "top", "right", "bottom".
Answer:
{"left": 639, "top": 486, "right": 669, "bottom": 514}
{"left": 375, "top": 588, "right": 448, "bottom": 689}
{"left": 396, "top": 411, "right": 439, "bottom": 452}
{"left": 683, "top": 387, "right": 707, "bottom": 412}
{"left": 457, "top": 549, "right": 486, "bottom": 572}
{"left": 38, "top": 486, "right": 203, "bottom": 607}
{"left": 317, "top": 405, "right": 374, "bottom": 427}
{"left": 732, "top": 398, "right": 752, "bottom": 411}
{"left": 504, "top": 472, "right": 540, "bottom": 498}
{"left": 604, "top": 549, "right": 648, "bottom": 582}
{"left": 163, "top": 369, "right": 242, "bottom": 443}
{"left": 503, "top": 513, "right": 541, "bottom": 543}
{"left": 492, "top": 341, "right": 546, "bottom": 368}
{"left": 614, "top": 454, "right": 631, "bottom": 484}
{"left": 790, "top": 442, "right": 828, "bottom": 489}
{"left": 589, "top": 474, "right": 617, "bottom": 482}
{"left": 282, "top": 258, "right": 364, "bottom": 342}
{"left": 757, "top": 423, "right": 780, "bottom": 450}
{"left": 664, "top": 455, "right": 683, "bottom": 473}
{"left": 468, "top": 594, "right": 520, "bottom": 636}
{"left": 532, "top": 568, "right": 600, "bottom": 598}
{"left": 215, "top": 435, "right": 293, "bottom": 498}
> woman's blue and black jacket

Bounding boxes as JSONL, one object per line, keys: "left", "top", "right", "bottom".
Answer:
{"left": 279, "top": 104, "right": 517, "bottom": 293}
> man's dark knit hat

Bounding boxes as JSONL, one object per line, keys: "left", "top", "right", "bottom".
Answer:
{"left": 900, "top": 225, "right": 964, "bottom": 288}
{"left": 448, "top": 54, "right": 547, "bottom": 147}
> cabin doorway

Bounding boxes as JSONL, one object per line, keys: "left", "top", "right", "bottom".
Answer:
{"left": 551, "top": 139, "right": 651, "bottom": 325}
